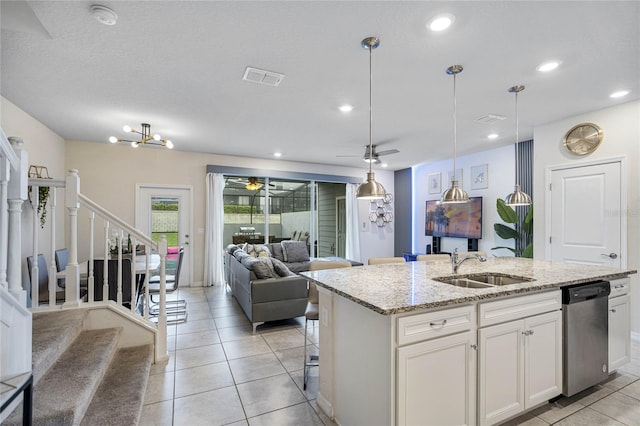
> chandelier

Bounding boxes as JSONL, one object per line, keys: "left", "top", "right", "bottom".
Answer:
{"left": 245, "top": 177, "right": 262, "bottom": 191}
{"left": 109, "top": 123, "right": 174, "bottom": 149}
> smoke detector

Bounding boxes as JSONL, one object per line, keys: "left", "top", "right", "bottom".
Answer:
{"left": 91, "top": 5, "right": 117, "bottom": 26}
{"left": 242, "top": 67, "right": 285, "bottom": 87}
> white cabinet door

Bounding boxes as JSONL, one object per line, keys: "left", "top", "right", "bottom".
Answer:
{"left": 609, "top": 294, "right": 631, "bottom": 371}
{"left": 478, "top": 320, "right": 524, "bottom": 426}
{"left": 524, "top": 310, "right": 562, "bottom": 407}
{"left": 397, "top": 331, "right": 476, "bottom": 426}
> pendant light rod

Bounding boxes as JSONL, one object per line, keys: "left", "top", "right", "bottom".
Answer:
{"left": 447, "top": 65, "right": 462, "bottom": 176}
{"left": 441, "top": 65, "right": 468, "bottom": 204}
{"left": 505, "top": 85, "right": 531, "bottom": 206}
{"left": 509, "top": 85, "right": 524, "bottom": 185}
{"left": 356, "top": 36, "right": 386, "bottom": 200}
{"left": 363, "top": 36, "right": 379, "bottom": 177}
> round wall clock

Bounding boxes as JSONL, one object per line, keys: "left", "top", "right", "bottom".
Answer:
{"left": 563, "top": 122, "right": 603, "bottom": 155}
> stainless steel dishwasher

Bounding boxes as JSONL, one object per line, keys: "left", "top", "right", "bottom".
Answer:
{"left": 562, "top": 280, "right": 611, "bottom": 396}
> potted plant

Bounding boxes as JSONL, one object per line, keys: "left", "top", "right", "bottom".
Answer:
{"left": 491, "top": 198, "right": 533, "bottom": 258}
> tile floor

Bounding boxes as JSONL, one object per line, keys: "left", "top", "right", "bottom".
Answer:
{"left": 141, "top": 286, "right": 640, "bottom": 426}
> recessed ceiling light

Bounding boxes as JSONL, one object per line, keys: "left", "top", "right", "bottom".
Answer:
{"left": 427, "top": 14, "right": 455, "bottom": 32}
{"left": 381, "top": 163, "right": 388, "bottom": 168}
{"left": 488, "top": 133, "right": 499, "bottom": 140}
{"left": 273, "top": 152, "right": 282, "bottom": 158}
{"left": 338, "top": 104, "right": 353, "bottom": 113}
{"left": 610, "top": 90, "right": 629, "bottom": 98}
{"left": 536, "top": 61, "right": 561, "bottom": 72}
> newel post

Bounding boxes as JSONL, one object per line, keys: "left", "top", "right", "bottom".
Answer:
{"left": 7, "top": 137, "right": 28, "bottom": 306}
{"left": 64, "top": 169, "right": 82, "bottom": 306}
{"left": 156, "top": 235, "right": 169, "bottom": 361}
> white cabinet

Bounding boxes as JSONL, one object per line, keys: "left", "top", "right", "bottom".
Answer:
{"left": 609, "top": 278, "right": 631, "bottom": 372}
{"left": 478, "top": 292, "right": 562, "bottom": 426}
{"left": 397, "top": 306, "right": 476, "bottom": 426}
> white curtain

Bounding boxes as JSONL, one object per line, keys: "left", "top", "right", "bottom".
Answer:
{"left": 345, "top": 183, "right": 361, "bottom": 262}
{"left": 204, "top": 173, "right": 225, "bottom": 286}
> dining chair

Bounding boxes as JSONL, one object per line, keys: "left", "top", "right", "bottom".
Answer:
{"left": 148, "top": 247, "right": 187, "bottom": 323}
{"left": 92, "top": 259, "right": 133, "bottom": 308}
{"left": 27, "top": 254, "right": 66, "bottom": 306}
{"left": 368, "top": 257, "right": 407, "bottom": 265}
{"left": 416, "top": 254, "right": 451, "bottom": 264}
{"left": 303, "top": 260, "right": 352, "bottom": 389}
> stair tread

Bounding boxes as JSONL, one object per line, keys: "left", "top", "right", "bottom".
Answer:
{"left": 81, "top": 344, "right": 154, "bottom": 426}
{"left": 9, "top": 327, "right": 123, "bottom": 426}
{"left": 31, "top": 309, "right": 88, "bottom": 385}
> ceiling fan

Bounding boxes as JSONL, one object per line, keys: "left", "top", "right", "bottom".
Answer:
{"left": 337, "top": 144, "right": 400, "bottom": 164}
{"left": 225, "top": 176, "right": 275, "bottom": 191}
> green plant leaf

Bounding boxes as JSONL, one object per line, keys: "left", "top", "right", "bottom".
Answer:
{"left": 496, "top": 198, "right": 518, "bottom": 224}
{"left": 522, "top": 243, "right": 533, "bottom": 258}
{"left": 521, "top": 206, "right": 534, "bottom": 235}
{"left": 491, "top": 246, "right": 517, "bottom": 254}
{"left": 494, "top": 223, "right": 520, "bottom": 240}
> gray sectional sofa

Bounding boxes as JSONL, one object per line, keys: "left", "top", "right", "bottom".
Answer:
{"left": 224, "top": 241, "right": 312, "bottom": 333}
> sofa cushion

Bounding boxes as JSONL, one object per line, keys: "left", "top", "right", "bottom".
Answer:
{"left": 233, "top": 249, "right": 250, "bottom": 262}
{"left": 226, "top": 244, "right": 241, "bottom": 255}
{"left": 267, "top": 243, "right": 285, "bottom": 261}
{"left": 240, "top": 256, "right": 278, "bottom": 279}
{"left": 245, "top": 244, "right": 271, "bottom": 258}
{"left": 286, "top": 261, "right": 311, "bottom": 273}
{"left": 281, "top": 240, "right": 310, "bottom": 263}
{"left": 271, "top": 258, "right": 296, "bottom": 277}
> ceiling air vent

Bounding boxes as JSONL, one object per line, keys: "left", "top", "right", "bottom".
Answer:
{"left": 242, "top": 66, "right": 285, "bottom": 87}
{"left": 475, "top": 114, "right": 507, "bottom": 124}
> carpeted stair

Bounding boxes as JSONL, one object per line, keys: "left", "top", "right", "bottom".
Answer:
{"left": 5, "top": 310, "right": 153, "bottom": 426}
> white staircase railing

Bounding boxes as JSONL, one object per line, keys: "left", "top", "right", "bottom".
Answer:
{"left": 1, "top": 129, "right": 169, "bottom": 366}
{"left": 1, "top": 131, "right": 32, "bottom": 390}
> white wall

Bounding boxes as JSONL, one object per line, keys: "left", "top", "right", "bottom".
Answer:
{"left": 533, "top": 100, "right": 640, "bottom": 335}
{"left": 65, "top": 140, "right": 394, "bottom": 284}
{"left": 1, "top": 97, "right": 66, "bottom": 291}
{"left": 412, "top": 145, "right": 516, "bottom": 256}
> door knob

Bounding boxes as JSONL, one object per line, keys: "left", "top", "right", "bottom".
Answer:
{"left": 600, "top": 253, "right": 618, "bottom": 259}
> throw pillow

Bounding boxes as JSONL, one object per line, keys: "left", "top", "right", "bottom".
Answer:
{"left": 281, "top": 240, "right": 310, "bottom": 263}
{"left": 245, "top": 244, "right": 271, "bottom": 258}
{"left": 269, "top": 243, "right": 285, "bottom": 261}
{"left": 241, "top": 257, "right": 277, "bottom": 279}
{"left": 233, "top": 249, "right": 250, "bottom": 262}
{"left": 271, "top": 258, "right": 296, "bottom": 277}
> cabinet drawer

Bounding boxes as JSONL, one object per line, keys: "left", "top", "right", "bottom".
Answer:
{"left": 479, "top": 290, "right": 561, "bottom": 327}
{"left": 397, "top": 305, "right": 474, "bottom": 346}
{"left": 609, "top": 278, "right": 630, "bottom": 298}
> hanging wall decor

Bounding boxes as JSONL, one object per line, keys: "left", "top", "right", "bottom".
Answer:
{"left": 369, "top": 193, "right": 393, "bottom": 227}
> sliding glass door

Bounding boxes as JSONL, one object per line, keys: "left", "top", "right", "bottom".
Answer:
{"left": 222, "top": 176, "right": 345, "bottom": 258}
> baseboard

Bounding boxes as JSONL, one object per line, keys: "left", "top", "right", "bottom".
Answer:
{"left": 316, "top": 392, "right": 333, "bottom": 422}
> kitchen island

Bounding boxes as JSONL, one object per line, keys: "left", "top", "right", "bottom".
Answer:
{"left": 301, "top": 257, "right": 636, "bottom": 426}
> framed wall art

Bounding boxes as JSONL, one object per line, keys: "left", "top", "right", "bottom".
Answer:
{"left": 470, "top": 164, "right": 488, "bottom": 190}
{"left": 428, "top": 172, "right": 441, "bottom": 194}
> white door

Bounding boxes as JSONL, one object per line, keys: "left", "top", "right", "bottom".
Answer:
{"left": 548, "top": 161, "right": 623, "bottom": 266}
{"left": 136, "top": 185, "right": 192, "bottom": 286}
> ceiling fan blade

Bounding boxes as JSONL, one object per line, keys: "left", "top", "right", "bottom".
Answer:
{"left": 336, "top": 154, "right": 361, "bottom": 158}
{"left": 376, "top": 149, "right": 400, "bottom": 156}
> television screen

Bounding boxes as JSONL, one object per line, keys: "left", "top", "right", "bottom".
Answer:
{"left": 425, "top": 197, "right": 482, "bottom": 239}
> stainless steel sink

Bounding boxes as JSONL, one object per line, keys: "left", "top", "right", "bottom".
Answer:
{"left": 434, "top": 277, "right": 494, "bottom": 289}
{"left": 434, "top": 273, "right": 534, "bottom": 289}
{"left": 463, "top": 273, "right": 534, "bottom": 286}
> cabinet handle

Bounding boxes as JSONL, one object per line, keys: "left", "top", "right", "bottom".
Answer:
{"left": 610, "top": 309, "right": 617, "bottom": 313}
{"left": 522, "top": 330, "right": 534, "bottom": 336}
{"left": 614, "top": 285, "right": 625, "bottom": 289}
{"left": 429, "top": 319, "right": 447, "bottom": 328}
{"left": 470, "top": 344, "right": 477, "bottom": 350}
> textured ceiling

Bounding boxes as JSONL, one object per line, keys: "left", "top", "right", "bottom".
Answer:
{"left": 1, "top": 1, "right": 639, "bottom": 170}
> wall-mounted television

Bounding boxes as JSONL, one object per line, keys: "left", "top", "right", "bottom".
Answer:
{"left": 425, "top": 197, "right": 482, "bottom": 239}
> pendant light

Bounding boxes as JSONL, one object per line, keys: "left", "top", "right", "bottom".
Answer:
{"left": 356, "top": 36, "right": 386, "bottom": 200}
{"left": 505, "top": 85, "right": 532, "bottom": 206}
{"left": 441, "top": 65, "right": 469, "bottom": 203}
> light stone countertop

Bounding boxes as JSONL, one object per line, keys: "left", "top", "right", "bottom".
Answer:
{"left": 300, "top": 257, "right": 637, "bottom": 315}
